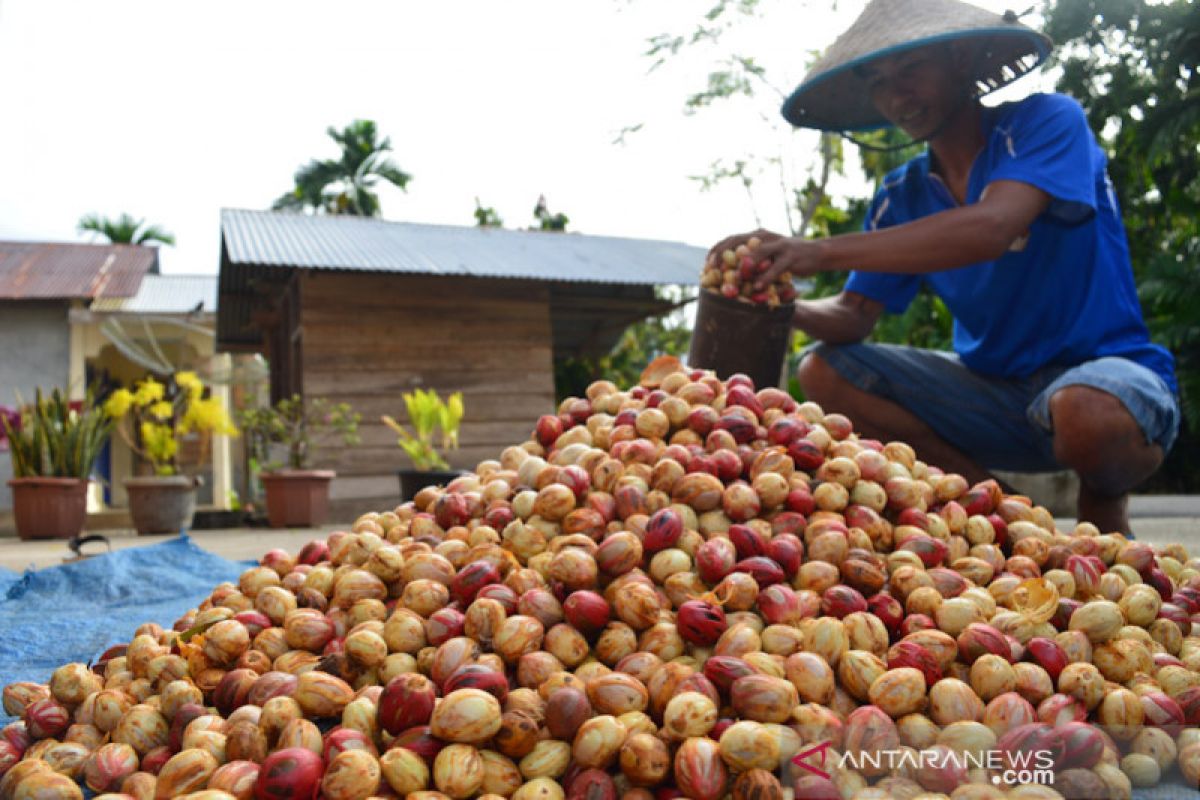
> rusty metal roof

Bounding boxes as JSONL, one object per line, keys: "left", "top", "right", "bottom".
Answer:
{"left": 0, "top": 241, "right": 157, "bottom": 300}
{"left": 220, "top": 208, "right": 704, "bottom": 285}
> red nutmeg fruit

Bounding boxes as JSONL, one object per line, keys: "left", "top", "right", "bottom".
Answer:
{"left": 677, "top": 599, "right": 728, "bottom": 647}
{"left": 254, "top": 747, "right": 324, "bottom": 800}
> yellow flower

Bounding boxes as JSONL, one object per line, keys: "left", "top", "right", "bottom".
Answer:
{"left": 133, "top": 377, "right": 164, "bottom": 406}
{"left": 175, "top": 371, "right": 203, "bottom": 400}
{"left": 149, "top": 400, "right": 175, "bottom": 421}
{"left": 140, "top": 420, "right": 177, "bottom": 470}
{"left": 103, "top": 388, "right": 134, "bottom": 419}
{"left": 181, "top": 396, "right": 238, "bottom": 437}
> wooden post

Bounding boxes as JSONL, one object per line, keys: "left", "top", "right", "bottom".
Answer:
{"left": 211, "top": 352, "right": 235, "bottom": 511}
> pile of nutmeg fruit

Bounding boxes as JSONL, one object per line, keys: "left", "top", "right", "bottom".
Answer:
{"left": 3, "top": 356, "right": 1200, "bottom": 800}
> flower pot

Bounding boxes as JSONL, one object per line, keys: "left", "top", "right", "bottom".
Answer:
{"left": 398, "top": 468, "right": 464, "bottom": 503}
{"left": 261, "top": 469, "right": 336, "bottom": 528}
{"left": 8, "top": 477, "right": 89, "bottom": 540}
{"left": 124, "top": 475, "right": 200, "bottom": 536}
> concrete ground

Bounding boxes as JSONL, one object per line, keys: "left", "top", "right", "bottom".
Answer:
{"left": 0, "top": 496, "right": 1197, "bottom": 574}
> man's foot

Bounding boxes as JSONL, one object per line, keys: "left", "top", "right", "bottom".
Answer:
{"left": 1049, "top": 385, "right": 1165, "bottom": 539}
{"left": 1076, "top": 482, "right": 1131, "bottom": 536}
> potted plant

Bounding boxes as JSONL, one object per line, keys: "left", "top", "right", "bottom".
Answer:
{"left": 2, "top": 389, "right": 114, "bottom": 540}
{"left": 105, "top": 371, "right": 238, "bottom": 535}
{"left": 382, "top": 389, "right": 465, "bottom": 501}
{"left": 238, "top": 395, "right": 360, "bottom": 528}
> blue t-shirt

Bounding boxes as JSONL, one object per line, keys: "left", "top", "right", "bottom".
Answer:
{"left": 844, "top": 93, "right": 1178, "bottom": 394}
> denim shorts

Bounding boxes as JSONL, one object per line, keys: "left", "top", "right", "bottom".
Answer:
{"left": 811, "top": 343, "right": 1181, "bottom": 472}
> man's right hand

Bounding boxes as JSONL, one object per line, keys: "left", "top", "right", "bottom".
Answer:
{"left": 708, "top": 229, "right": 830, "bottom": 289}
{"left": 707, "top": 228, "right": 785, "bottom": 265}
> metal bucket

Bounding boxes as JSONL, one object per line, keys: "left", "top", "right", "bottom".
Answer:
{"left": 687, "top": 290, "right": 795, "bottom": 388}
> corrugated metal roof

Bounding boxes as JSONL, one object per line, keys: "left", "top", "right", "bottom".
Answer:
{"left": 90, "top": 274, "right": 217, "bottom": 315}
{"left": 220, "top": 208, "right": 704, "bottom": 285}
{"left": 0, "top": 241, "right": 156, "bottom": 300}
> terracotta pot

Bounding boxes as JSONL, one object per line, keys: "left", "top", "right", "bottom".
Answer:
{"left": 8, "top": 477, "right": 88, "bottom": 540}
{"left": 261, "top": 470, "right": 335, "bottom": 528}
{"left": 125, "top": 475, "right": 200, "bottom": 535}
{"left": 398, "top": 469, "right": 464, "bottom": 503}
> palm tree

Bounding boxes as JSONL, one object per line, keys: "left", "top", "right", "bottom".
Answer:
{"left": 273, "top": 120, "right": 412, "bottom": 217}
{"left": 77, "top": 213, "right": 175, "bottom": 246}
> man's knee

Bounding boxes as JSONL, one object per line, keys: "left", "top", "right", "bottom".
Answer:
{"left": 1049, "top": 385, "right": 1162, "bottom": 493}
{"left": 1049, "top": 385, "right": 1140, "bottom": 456}
{"left": 797, "top": 349, "right": 846, "bottom": 403}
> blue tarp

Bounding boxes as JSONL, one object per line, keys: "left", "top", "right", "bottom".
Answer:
{"left": 0, "top": 535, "right": 253, "bottom": 724}
{"left": 0, "top": 565, "right": 18, "bottom": 596}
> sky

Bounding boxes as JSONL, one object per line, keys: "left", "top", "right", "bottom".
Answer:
{"left": 0, "top": 0, "right": 1051, "bottom": 275}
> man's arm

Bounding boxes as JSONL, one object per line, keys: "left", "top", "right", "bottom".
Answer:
{"left": 804, "top": 180, "right": 1051, "bottom": 275}
{"left": 709, "top": 180, "right": 1052, "bottom": 287}
{"left": 793, "top": 291, "right": 885, "bottom": 344}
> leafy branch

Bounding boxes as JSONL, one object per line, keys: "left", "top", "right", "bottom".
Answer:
{"left": 382, "top": 389, "right": 464, "bottom": 472}
{"left": 238, "top": 395, "right": 360, "bottom": 471}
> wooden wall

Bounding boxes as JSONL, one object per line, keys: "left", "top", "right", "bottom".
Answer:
{"left": 299, "top": 272, "right": 557, "bottom": 519}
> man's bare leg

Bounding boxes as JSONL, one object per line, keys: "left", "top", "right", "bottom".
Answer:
{"left": 1048, "top": 386, "right": 1163, "bottom": 535}
{"left": 798, "top": 352, "right": 996, "bottom": 484}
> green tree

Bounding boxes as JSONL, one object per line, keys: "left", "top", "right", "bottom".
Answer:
{"left": 533, "top": 195, "right": 570, "bottom": 231}
{"left": 273, "top": 120, "right": 411, "bottom": 216}
{"left": 77, "top": 213, "right": 175, "bottom": 246}
{"left": 473, "top": 198, "right": 504, "bottom": 228}
{"left": 1046, "top": 0, "right": 1200, "bottom": 490}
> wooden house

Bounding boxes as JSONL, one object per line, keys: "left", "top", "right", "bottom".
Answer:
{"left": 216, "top": 209, "right": 703, "bottom": 519}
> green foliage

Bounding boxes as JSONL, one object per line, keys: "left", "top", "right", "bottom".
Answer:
{"left": 238, "top": 395, "right": 360, "bottom": 471}
{"left": 850, "top": 127, "right": 923, "bottom": 179}
{"left": 684, "top": 56, "right": 768, "bottom": 112}
{"left": 533, "top": 195, "right": 569, "bottom": 231}
{"left": 644, "top": 0, "right": 767, "bottom": 74}
{"left": 2, "top": 389, "right": 114, "bottom": 479}
{"left": 1046, "top": 0, "right": 1200, "bottom": 489}
{"left": 273, "top": 120, "right": 411, "bottom": 217}
{"left": 77, "top": 212, "right": 175, "bottom": 246}
{"left": 555, "top": 287, "right": 696, "bottom": 401}
{"left": 474, "top": 198, "right": 504, "bottom": 228}
{"left": 382, "top": 389, "right": 464, "bottom": 471}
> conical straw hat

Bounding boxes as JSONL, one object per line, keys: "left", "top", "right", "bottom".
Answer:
{"left": 781, "top": 0, "right": 1052, "bottom": 131}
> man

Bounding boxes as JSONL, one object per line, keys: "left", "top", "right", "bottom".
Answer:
{"left": 711, "top": 0, "right": 1179, "bottom": 534}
